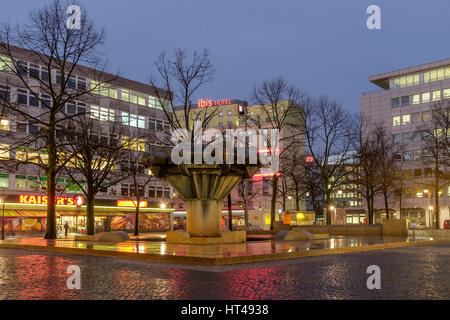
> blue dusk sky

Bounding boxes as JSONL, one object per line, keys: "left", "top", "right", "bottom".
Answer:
{"left": 1, "top": 0, "right": 449, "bottom": 113}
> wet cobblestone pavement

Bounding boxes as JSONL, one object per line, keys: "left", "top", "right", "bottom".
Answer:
{"left": 0, "top": 242, "right": 448, "bottom": 300}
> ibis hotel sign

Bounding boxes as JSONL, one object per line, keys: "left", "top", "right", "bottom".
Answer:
{"left": 197, "top": 98, "right": 232, "bottom": 108}
{"left": 19, "top": 194, "right": 85, "bottom": 207}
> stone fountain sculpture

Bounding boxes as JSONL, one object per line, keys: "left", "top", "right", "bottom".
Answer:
{"left": 142, "top": 146, "right": 260, "bottom": 244}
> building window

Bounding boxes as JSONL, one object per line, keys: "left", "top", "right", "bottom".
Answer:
{"left": 432, "top": 90, "right": 441, "bottom": 101}
{"left": 422, "top": 92, "right": 430, "bottom": 103}
{"left": 391, "top": 98, "right": 400, "bottom": 108}
{"left": 412, "top": 94, "right": 420, "bottom": 104}
{"left": 91, "top": 105, "right": 115, "bottom": 122}
{"left": 0, "top": 144, "right": 9, "bottom": 159}
{"left": 0, "top": 56, "right": 11, "bottom": 72}
{"left": 392, "top": 116, "right": 401, "bottom": 126}
{"left": 443, "top": 88, "right": 450, "bottom": 99}
{"left": 393, "top": 74, "right": 419, "bottom": 88}
{"left": 393, "top": 134, "right": 401, "bottom": 143}
{"left": 401, "top": 96, "right": 410, "bottom": 106}
{"left": 413, "top": 131, "right": 422, "bottom": 142}
{"left": 219, "top": 111, "right": 223, "bottom": 118}
{"left": 0, "top": 116, "right": 10, "bottom": 131}
{"left": 0, "top": 174, "right": 8, "bottom": 188}
{"left": 402, "top": 114, "right": 410, "bottom": 125}
{"left": 122, "top": 112, "right": 145, "bottom": 128}
{"left": 412, "top": 112, "right": 421, "bottom": 123}
{"left": 422, "top": 111, "right": 431, "bottom": 122}
{"left": 227, "top": 111, "right": 232, "bottom": 117}
{"left": 0, "top": 85, "right": 10, "bottom": 101}
{"left": 402, "top": 132, "right": 411, "bottom": 142}
{"left": 18, "top": 61, "right": 49, "bottom": 81}
{"left": 403, "top": 152, "right": 412, "bottom": 161}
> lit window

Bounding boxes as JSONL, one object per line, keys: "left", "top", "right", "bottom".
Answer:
{"left": 402, "top": 114, "right": 410, "bottom": 125}
{"left": 392, "top": 116, "right": 401, "bottom": 126}
{"left": 0, "top": 144, "right": 9, "bottom": 159}
{"left": 422, "top": 92, "right": 430, "bottom": 103}
{"left": 412, "top": 94, "right": 420, "bottom": 104}
{"left": 443, "top": 88, "right": 450, "bottom": 99}
{"left": 432, "top": 90, "right": 441, "bottom": 101}
{"left": 0, "top": 55, "right": 11, "bottom": 72}
{"left": 0, "top": 116, "right": 10, "bottom": 131}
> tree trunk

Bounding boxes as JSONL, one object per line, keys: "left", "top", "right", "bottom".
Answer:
{"left": 244, "top": 204, "right": 249, "bottom": 228}
{"left": 367, "top": 196, "right": 373, "bottom": 224}
{"left": 384, "top": 191, "right": 390, "bottom": 220}
{"left": 270, "top": 175, "right": 279, "bottom": 230}
{"left": 227, "top": 194, "right": 232, "bottom": 231}
{"left": 325, "top": 191, "right": 331, "bottom": 225}
{"left": 435, "top": 186, "right": 440, "bottom": 229}
{"left": 86, "top": 193, "right": 95, "bottom": 235}
{"left": 44, "top": 168, "right": 57, "bottom": 239}
{"left": 134, "top": 205, "right": 140, "bottom": 236}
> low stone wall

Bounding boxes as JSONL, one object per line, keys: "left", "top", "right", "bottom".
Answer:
{"left": 409, "top": 229, "right": 450, "bottom": 239}
{"left": 292, "top": 225, "right": 382, "bottom": 236}
{"left": 382, "top": 219, "right": 408, "bottom": 237}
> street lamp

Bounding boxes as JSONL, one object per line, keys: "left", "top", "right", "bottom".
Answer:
{"left": 329, "top": 205, "right": 336, "bottom": 225}
{"left": 429, "top": 206, "right": 433, "bottom": 228}
{"left": 160, "top": 203, "right": 166, "bottom": 209}
{"left": 287, "top": 195, "right": 294, "bottom": 211}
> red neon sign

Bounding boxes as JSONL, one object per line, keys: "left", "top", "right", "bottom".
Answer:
{"left": 19, "top": 194, "right": 85, "bottom": 206}
{"left": 197, "top": 98, "right": 232, "bottom": 108}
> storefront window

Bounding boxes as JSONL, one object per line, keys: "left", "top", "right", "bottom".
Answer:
{"left": 15, "top": 175, "right": 26, "bottom": 188}
{"left": 0, "top": 174, "right": 9, "bottom": 188}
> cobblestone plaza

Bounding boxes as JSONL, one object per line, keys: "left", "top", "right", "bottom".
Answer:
{"left": 0, "top": 243, "right": 448, "bottom": 300}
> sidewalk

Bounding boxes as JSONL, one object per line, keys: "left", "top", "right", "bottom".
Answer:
{"left": 0, "top": 234, "right": 446, "bottom": 266}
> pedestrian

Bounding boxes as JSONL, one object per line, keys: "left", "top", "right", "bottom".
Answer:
{"left": 64, "top": 221, "right": 69, "bottom": 236}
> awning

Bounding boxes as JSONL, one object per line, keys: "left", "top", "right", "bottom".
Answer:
{"left": 13, "top": 210, "right": 50, "bottom": 217}
{"left": 58, "top": 210, "right": 126, "bottom": 217}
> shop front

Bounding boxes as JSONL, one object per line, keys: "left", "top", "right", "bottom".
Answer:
{"left": 0, "top": 194, "right": 174, "bottom": 235}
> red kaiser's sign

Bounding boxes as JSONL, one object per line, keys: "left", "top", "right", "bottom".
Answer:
{"left": 19, "top": 194, "right": 85, "bottom": 207}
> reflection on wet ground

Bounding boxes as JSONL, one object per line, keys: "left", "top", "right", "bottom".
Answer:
{"left": 0, "top": 235, "right": 434, "bottom": 259}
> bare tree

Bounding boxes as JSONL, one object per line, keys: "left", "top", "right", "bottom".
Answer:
{"left": 281, "top": 145, "right": 308, "bottom": 211}
{"left": 304, "top": 95, "right": 353, "bottom": 225}
{"left": 249, "top": 77, "right": 304, "bottom": 230}
{"left": 234, "top": 180, "right": 261, "bottom": 227}
{"left": 149, "top": 48, "right": 217, "bottom": 142}
{"left": 0, "top": 0, "right": 112, "bottom": 238}
{"left": 420, "top": 100, "right": 450, "bottom": 229}
{"left": 351, "top": 116, "right": 381, "bottom": 224}
{"left": 374, "top": 124, "right": 398, "bottom": 220}
{"left": 61, "top": 117, "right": 128, "bottom": 235}
{"left": 125, "top": 139, "right": 171, "bottom": 236}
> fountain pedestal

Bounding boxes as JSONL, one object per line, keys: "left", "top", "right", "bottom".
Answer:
{"left": 142, "top": 152, "right": 259, "bottom": 244}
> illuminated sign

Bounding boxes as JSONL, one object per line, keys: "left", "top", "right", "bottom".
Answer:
{"left": 197, "top": 98, "right": 232, "bottom": 108}
{"left": 74, "top": 195, "right": 85, "bottom": 207}
{"left": 19, "top": 194, "right": 84, "bottom": 206}
{"left": 116, "top": 200, "right": 148, "bottom": 208}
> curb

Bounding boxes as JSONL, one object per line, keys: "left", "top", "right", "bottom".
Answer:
{"left": 0, "top": 240, "right": 448, "bottom": 266}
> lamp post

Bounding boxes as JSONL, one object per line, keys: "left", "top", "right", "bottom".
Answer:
{"left": 287, "top": 195, "right": 294, "bottom": 212}
{"left": 329, "top": 205, "right": 336, "bottom": 225}
{"left": 0, "top": 199, "right": 4, "bottom": 240}
{"left": 428, "top": 206, "right": 433, "bottom": 228}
